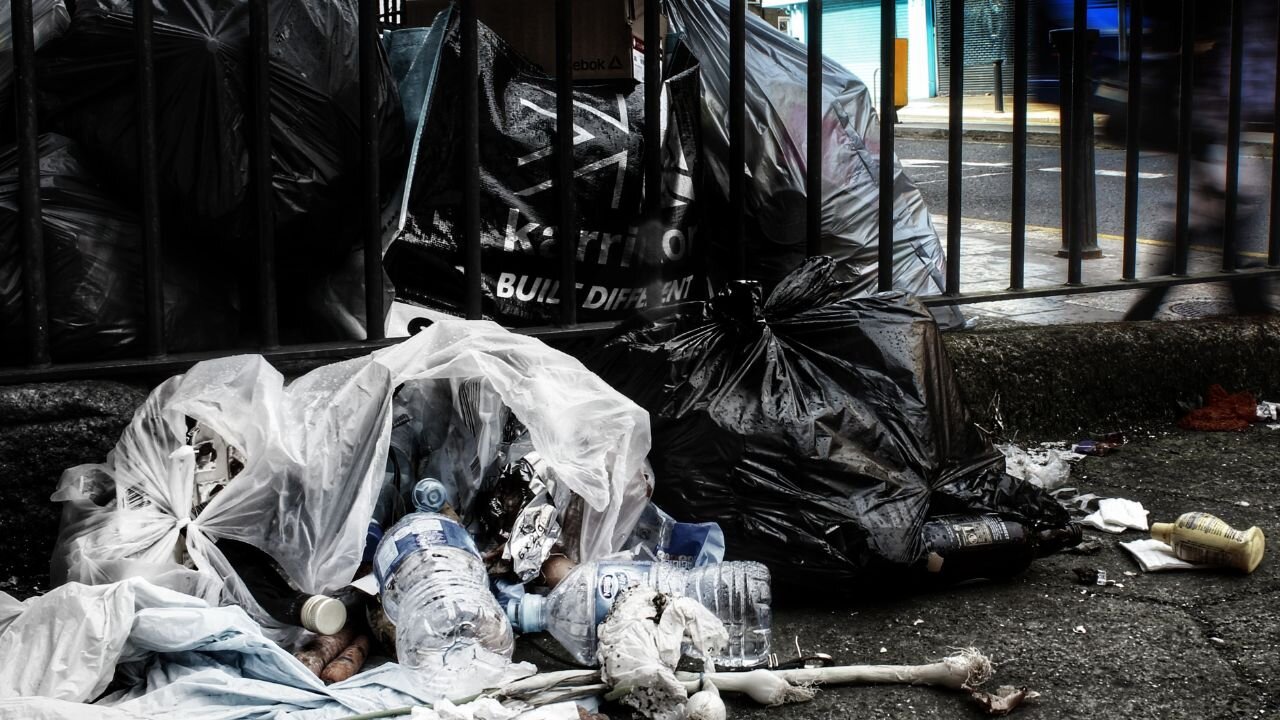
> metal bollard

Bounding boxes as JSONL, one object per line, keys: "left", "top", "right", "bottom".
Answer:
{"left": 993, "top": 59, "right": 1004, "bottom": 113}
{"left": 1049, "top": 27, "right": 1101, "bottom": 262}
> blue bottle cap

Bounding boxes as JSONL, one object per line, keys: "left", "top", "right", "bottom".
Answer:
{"left": 412, "top": 478, "right": 450, "bottom": 513}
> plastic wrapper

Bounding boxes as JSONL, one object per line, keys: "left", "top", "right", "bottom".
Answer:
{"left": 51, "top": 318, "right": 652, "bottom": 640}
{"left": 585, "top": 257, "right": 1068, "bottom": 592}
{"left": 384, "top": 10, "right": 705, "bottom": 325}
{"left": 625, "top": 501, "right": 725, "bottom": 568}
{"left": 0, "top": 134, "right": 237, "bottom": 364}
{"left": 664, "top": 0, "right": 962, "bottom": 329}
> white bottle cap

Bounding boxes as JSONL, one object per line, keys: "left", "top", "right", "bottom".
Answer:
{"left": 509, "top": 594, "right": 547, "bottom": 634}
{"left": 301, "top": 595, "right": 347, "bottom": 636}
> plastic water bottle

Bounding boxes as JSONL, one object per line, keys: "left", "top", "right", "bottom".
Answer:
{"left": 506, "top": 560, "right": 771, "bottom": 667}
{"left": 373, "top": 512, "right": 514, "bottom": 670}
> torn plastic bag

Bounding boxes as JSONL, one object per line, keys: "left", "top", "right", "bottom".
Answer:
{"left": 584, "top": 257, "right": 1067, "bottom": 592}
{"left": 51, "top": 318, "right": 651, "bottom": 639}
{"left": 663, "top": 0, "right": 963, "bottom": 329}
{"left": 384, "top": 10, "right": 705, "bottom": 325}
{"left": 0, "top": 134, "right": 238, "bottom": 365}
{"left": 35, "top": 0, "right": 405, "bottom": 327}
{"left": 0, "top": 577, "right": 534, "bottom": 716}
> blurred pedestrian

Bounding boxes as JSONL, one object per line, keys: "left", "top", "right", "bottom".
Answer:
{"left": 1114, "top": 0, "right": 1277, "bottom": 319}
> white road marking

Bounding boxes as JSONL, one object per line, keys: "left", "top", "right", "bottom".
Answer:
{"left": 902, "top": 159, "right": 1011, "bottom": 168}
{"left": 1040, "top": 166, "right": 1168, "bottom": 179}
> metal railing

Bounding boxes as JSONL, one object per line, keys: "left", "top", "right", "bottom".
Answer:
{"left": 3, "top": 0, "right": 1280, "bottom": 384}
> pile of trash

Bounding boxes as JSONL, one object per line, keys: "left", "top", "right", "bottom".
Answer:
{"left": 0, "top": 1, "right": 1164, "bottom": 718}
{"left": 2, "top": 274, "right": 1088, "bottom": 717}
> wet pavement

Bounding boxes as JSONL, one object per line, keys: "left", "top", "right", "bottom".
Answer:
{"left": 706, "top": 428, "right": 1279, "bottom": 719}
{"left": 515, "top": 427, "right": 1280, "bottom": 719}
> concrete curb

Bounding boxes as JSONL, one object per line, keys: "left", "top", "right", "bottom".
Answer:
{"left": 943, "top": 316, "right": 1280, "bottom": 438}
{"left": 898, "top": 122, "right": 1276, "bottom": 156}
{"left": 898, "top": 122, "right": 1064, "bottom": 146}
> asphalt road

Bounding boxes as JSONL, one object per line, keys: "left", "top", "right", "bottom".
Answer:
{"left": 517, "top": 427, "right": 1280, "bottom": 720}
{"left": 899, "top": 137, "right": 1276, "bottom": 257}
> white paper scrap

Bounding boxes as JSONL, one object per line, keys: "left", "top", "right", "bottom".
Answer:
{"left": 1120, "top": 539, "right": 1200, "bottom": 572}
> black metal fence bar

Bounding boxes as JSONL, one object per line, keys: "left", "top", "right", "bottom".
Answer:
{"left": 0, "top": 322, "right": 623, "bottom": 385}
{"left": 806, "top": 0, "right": 823, "bottom": 258}
{"left": 1173, "top": 0, "right": 1195, "bottom": 276}
{"left": 730, "top": 0, "right": 747, "bottom": 279}
{"left": 1221, "top": 0, "right": 1244, "bottom": 273}
{"left": 462, "top": 0, "right": 482, "bottom": 319}
{"left": 555, "top": 0, "right": 576, "bottom": 325}
{"left": 135, "top": 0, "right": 165, "bottom": 358}
{"left": 1122, "top": 0, "right": 1141, "bottom": 280}
{"left": 14, "top": 0, "right": 48, "bottom": 366}
{"left": 1066, "top": 0, "right": 1087, "bottom": 285}
{"left": 360, "top": 0, "right": 385, "bottom": 341}
{"left": 1010, "top": 0, "right": 1027, "bottom": 290}
{"left": 877, "top": 0, "right": 894, "bottom": 291}
{"left": 249, "top": 0, "right": 278, "bottom": 349}
{"left": 945, "top": 0, "right": 963, "bottom": 295}
{"left": 993, "top": 59, "right": 1004, "bottom": 113}
{"left": 644, "top": 0, "right": 663, "bottom": 308}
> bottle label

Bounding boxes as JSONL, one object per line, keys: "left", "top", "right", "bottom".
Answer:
{"left": 941, "top": 515, "right": 1012, "bottom": 548}
{"left": 1171, "top": 539, "right": 1237, "bottom": 567}
{"left": 374, "top": 516, "right": 480, "bottom": 587}
{"left": 594, "top": 562, "right": 649, "bottom": 622}
{"left": 1175, "top": 513, "right": 1246, "bottom": 544}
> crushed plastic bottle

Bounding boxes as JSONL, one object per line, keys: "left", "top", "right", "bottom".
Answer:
{"left": 373, "top": 513, "right": 515, "bottom": 670}
{"left": 506, "top": 560, "right": 771, "bottom": 668}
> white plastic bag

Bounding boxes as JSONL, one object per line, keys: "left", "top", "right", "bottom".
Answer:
{"left": 51, "top": 318, "right": 651, "bottom": 637}
{"left": 372, "top": 319, "right": 654, "bottom": 560}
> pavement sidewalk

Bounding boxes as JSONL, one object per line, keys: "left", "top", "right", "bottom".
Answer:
{"left": 933, "top": 215, "right": 1280, "bottom": 327}
{"left": 895, "top": 95, "right": 1274, "bottom": 150}
{"left": 895, "top": 95, "right": 1077, "bottom": 145}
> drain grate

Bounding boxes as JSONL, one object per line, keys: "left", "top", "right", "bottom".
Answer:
{"left": 1168, "top": 300, "right": 1237, "bottom": 318}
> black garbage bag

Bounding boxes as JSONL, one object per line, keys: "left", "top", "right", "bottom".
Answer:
{"left": 384, "top": 9, "right": 704, "bottom": 326}
{"left": 0, "top": 0, "right": 70, "bottom": 145}
{"left": 584, "top": 257, "right": 1067, "bottom": 592}
{"left": 663, "top": 0, "right": 963, "bottom": 329}
{"left": 0, "top": 134, "right": 237, "bottom": 364}
{"left": 35, "top": 0, "right": 405, "bottom": 263}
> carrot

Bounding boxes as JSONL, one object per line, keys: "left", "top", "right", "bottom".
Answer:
{"left": 320, "top": 634, "right": 371, "bottom": 684}
{"left": 294, "top": 625, "right": 356, "bottom": 677}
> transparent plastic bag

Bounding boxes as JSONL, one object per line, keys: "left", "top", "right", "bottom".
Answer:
{"left": 51, "top": 318, "right": 651, "bottom": 637}
{"left": 372, "top": 319, "right": 654, "bottom": 561}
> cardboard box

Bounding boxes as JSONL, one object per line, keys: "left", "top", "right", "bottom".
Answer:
{"left": 402, "top": 0, "right": 648, "bottom": 82}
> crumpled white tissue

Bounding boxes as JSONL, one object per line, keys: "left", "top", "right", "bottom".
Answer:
{"left": 597, "top": 588, "right": 729, "bottom": 720}
{"left": 1081, "top": 498, "right": 1149, "bottom": 533}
